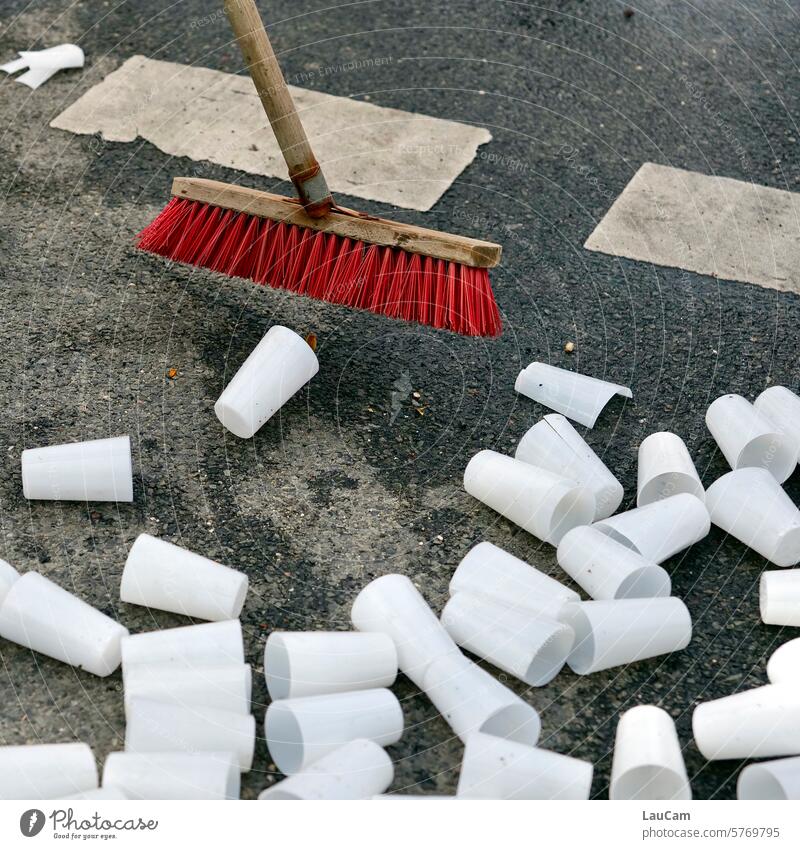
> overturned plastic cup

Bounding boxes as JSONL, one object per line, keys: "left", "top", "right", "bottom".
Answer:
{"left": 464, "top": 450, "right": 595, "bottom": 545}
{"left": 103, "top": 751, "right": 240, "bottom": 800}
{"left": 441, "top": 593, "right": 574, "bottom": 686}
{"left": 457, "top": 732, "right": 593, "bottom": 800}
{"left": 557, "top": 525, "right": 671, "bottom": 600}
{"left": 264, "top": 631, "right": 397, "bottom": 700}
{"left": 559, "top": 597, "right": 692, "bottom": 675}
{"left": 738, "top": 756, "right": 800, "bottom": 800}
{"left": 125, "top": 697, "right": 255, "bottom": 771}
{"left": 514, "top": 362, "right": 631, "bottom": 428}
{"left": 706, "top": 393, "right": 796, "bottom": 483}
{"left": 754, "top": 386, "right": 800, "bottom": 464}
{"left": 0, "top": 571, "right": 128, "bottom": 677}
{"left": 693, "top": 684, "right": 800, "bottom": 760}
{"left": 350, "top": 574, "right": 457, "bottom": 688}
{"left": 450, "top": 541, "right": 578, "bottom": 617}
{"left": 767, "top": 637, "right": 800, "bottom": 684}
{"left": 215, "top": 325, "right": 319, "bottom": 438}
{"left": 592, "top": 493, "right": 710, "bottom": 564}
{"left": 21, "top": 435, "right": 133, "bottom": 502}
{"left": 637, "top": 432, "right": 704, "bottom": 507}
{"left": 422, "top": 652, "right": 540, "bottom": 745}
{"left": 704, "top": 468, "right": 800, "bottom": 567}
{"left": 515, "top": 414, "right": 623, "bottom": 520}
{"left": 0, "top": 742, "right": 97, "bottom": 800}
{"left": 264, "top": 688, "right": 403, "bottom": 774}
{"left": 760, "top": 571, "right": 800, "bottom": 625}
{"left": 610, "top": 705, "right": 691, "bottom": 800}
{"left": 258, "top": 739, "right": 393, "bottom": 800}
{"left": 120, "top": 534, "right": 248, "bottom": 621}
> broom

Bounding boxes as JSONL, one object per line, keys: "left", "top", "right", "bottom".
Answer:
{"left": 137, "top": 0, "right": 502, "bottom": 337}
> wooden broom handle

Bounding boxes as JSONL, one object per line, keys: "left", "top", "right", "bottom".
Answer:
{"left": 225, "top": 0, "right": 333, "bottom": 218}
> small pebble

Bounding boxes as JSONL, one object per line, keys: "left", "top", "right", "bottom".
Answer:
{"left": 564, "top": 341, "right": 575, "bottom": 353}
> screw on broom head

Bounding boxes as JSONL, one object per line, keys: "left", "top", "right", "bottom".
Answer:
{"left": 137, "top": 179, "right": 503, "bottom": 337}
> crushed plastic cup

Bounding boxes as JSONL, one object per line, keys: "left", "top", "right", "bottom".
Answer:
{"left": 760, "top": 570, "right": 800, "bottom": 625}
{"left": 215, "top": 325, "right": 319, "bottom": 438}
{"left": 754, "top": 386, "right": 800, "bottom": 464}
{"left": 514, "top": 362, "right": 631, "bottom": 428}
{"left": 258, "top": 739, "right": 393, "bottom": 800}
{"left": 515, "top": 414, "right": 623, "bottom": 520}
{"left": 637, "top": 432, "right": 704, "bottom": 507}
{"left": 609, "top": 705, "right": 691, "bottom": 800}
{"left": 264, "top": 631, "right": 397, "bottom": 699}
{"left": 557, "top": 526, "right": 671, "bottom": 600}
{"left": 705, "top": 468, "right": 800, "bottom": 567}
{"left": 705, "top": 393, "right": 796, "bottom": 483}
{"left": 464, "top": 450, "right": 595, "bottom": 544}
{"left": 21, "top": 435, "right": 133, "bottom": 502}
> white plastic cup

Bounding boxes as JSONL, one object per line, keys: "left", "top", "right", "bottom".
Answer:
{"left": 457, "top": 732, "right": 593, "bottom": 800}
{"left": 350, "top": 574, "right": 457, "bottom": 688}
{"left": 258, "top": 739, "right": 393, "bottom": 800}
{"left": 760, "top": 571, "right": 800, "bottom": 626}
{"left": 0, "top": 743, "right": 98, "bottom": 800}
{"left": 264, "top": 631, "right": 397, "bottom": 700}
{"left": 21, "top": 435, "right": 133, "bottom": 502}
{"left": 450, "top": 541, "right": 578, "bottom": 618}
{"left": 440, "top": 593, "right": 574, "bottom": 686}
{"left": 0, "top": 559, "right": 20, "bottom": 607}
{"left": 421, "top": 652, "right": 540, "bottom": 745}
{"left": 123, "top": 663, "right": 252, "bottom": 714}
{"left": 0, "top": 572, "right": 128, "bottom": 677}
{"left": 559, "top": 597, "right": 692, "bottom": 675}
{"left": 515, "top": 414, "right": 623, "bottom": 520}
{"left": 706, "top": 394, "right": 796, "bottom": 483}
{"left": 120, "top": 620, "right": 244, "bottom": 675}
{"left": 609, "top": 705, "right": 691, "bottom": 800}
{"left": 464, "top": 450, "right": 595, "bottom": 545}
{"left": 637, "top": 432, "right": 704, "bottom": 507}
{"left": 754, "top": 386, "right": 800, "bottom": 464}
{"left": 693, "top": 684, "right": 800, "bottom": 760}
{"left": 767, "top": 638, "right": 800, "bottom": 684}
{"left": 738, "top": 756, "right": 800, "bottom": 799}
{"left": 514, "top": 362, "right": 632, "bottom": 428}
{"left": 63, "top": 786, "right": 129, "bottom": 800}
{"left": 124, "top": 697, "right": 255, "bottom": 771}
{"left": 265, "top": 688, "right": 402, "bottom": 775}
{"left": 215, "top": 325, "right": 319, "bottom": 439}
{"left": 557, "top": 526, "right": 671, "bottom": 600}
{"left": 592, "top": 493, "right": 710, "bottom": 564}
{"left": 102, "top": 751, "right": 240, "bottom": 800}
{"left": 120, "top": 534, "right": 248, "bottom": 621}
{"left": 705, "top": 468, "right": 800, "bottom": 568}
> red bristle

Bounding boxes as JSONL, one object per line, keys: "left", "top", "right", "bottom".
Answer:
{"left": 306, "top": 233, "right": 339, "bottom": 300}
{"left": 136, "top": 199, "right": 502, "bottom": 336}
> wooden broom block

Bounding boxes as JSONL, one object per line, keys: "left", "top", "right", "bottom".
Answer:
{"left": 172, "top": 177, "right": 502, "bottom": 269}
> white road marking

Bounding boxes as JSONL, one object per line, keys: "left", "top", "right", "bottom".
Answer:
{"left": 50, "top": 55, "right": 491, "bottom": 212}
{"left": 584, "top": 162, "right": 800, "bottom": 295}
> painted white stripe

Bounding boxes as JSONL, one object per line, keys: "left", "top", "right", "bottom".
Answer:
{"left": 50, "top": 55, "right": 490, "bottom": 212}
{"left": 584, "top": 162, "right": 800, "bottom": 295}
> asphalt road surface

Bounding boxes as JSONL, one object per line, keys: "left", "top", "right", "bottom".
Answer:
{"left": 1, "top": 0, "right": 799, "bottom": 799}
